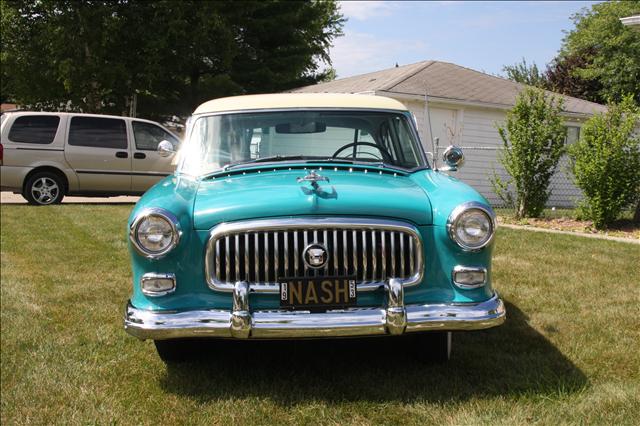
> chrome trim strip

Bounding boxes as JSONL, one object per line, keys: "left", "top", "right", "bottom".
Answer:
{"left": 129, "top": 208, "right": 182, "bottom": 260}
{"left": 452, "top": 265, "right": 487, "bottom": 290}
{"left": 446, "top": 202, "right": 497, "bottom": 251}
{"left": 205, "top": 217, "right": 424, "bottom": 293}
{"left": 140, "top": 272, "right": 176, "bottom": 297}
{"left": 124, "top": 293, "right": 505, "bottom": 340}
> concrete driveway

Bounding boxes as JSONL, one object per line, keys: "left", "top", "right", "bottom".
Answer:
{"left": 1, "top": 192, "right": 139, "bottom": 204}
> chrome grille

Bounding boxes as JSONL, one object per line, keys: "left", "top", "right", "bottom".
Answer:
{"left": 205, "top": 218, "right": 423, "bottom": 293}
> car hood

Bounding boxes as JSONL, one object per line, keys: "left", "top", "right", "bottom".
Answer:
{"left": 193, "top": 168, "right": 433, "bottom": 229}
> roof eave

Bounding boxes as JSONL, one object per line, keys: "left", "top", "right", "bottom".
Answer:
{"left": 376, "top": 90, "right": 600, "bottom": 119}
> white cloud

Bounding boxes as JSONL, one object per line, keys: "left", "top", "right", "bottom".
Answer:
{"left": 329, "top": 32, "right": 430, "bottom": 78}
{"left": 339, "top": 1, "right": 398, "bottom": 21}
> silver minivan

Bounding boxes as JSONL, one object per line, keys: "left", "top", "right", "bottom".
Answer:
{"left": 0, "top": 112, "right": 179, "bottom": 205}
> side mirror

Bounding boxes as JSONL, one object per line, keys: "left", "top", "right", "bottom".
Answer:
{"left": 440, "top": 145, "right": 464, "bottom": 171}
{"left": 157, "top": 140, "right": 175, "bottom": 157}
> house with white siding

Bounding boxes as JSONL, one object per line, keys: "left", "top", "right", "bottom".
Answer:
{"left": 291, "top": 61, "right": 607, "bottom": 207}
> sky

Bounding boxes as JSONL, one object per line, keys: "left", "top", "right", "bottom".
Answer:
{"left": 330, "top": 1, "right": 602, "bottom": 79}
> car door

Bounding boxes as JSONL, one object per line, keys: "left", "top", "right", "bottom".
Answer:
{"left": 64, "top": 115, "right": 132, "bottom": 192}
{"left": 130, "top": 120, "right": 179, "bottom": 192}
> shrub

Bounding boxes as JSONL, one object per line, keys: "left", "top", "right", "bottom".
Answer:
{"left": 491, "top": 88, "right": 566, "bottom": 218}
{"left": 568, "top": 96, "right": 640, "bottom": 229}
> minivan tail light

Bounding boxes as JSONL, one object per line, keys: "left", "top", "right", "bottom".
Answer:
{"left": 0, "top": 143, "right": 3, "bottom": 165}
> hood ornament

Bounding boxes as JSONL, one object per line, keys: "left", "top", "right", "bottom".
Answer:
{"left": 297, "top": 170, "right": 329, "bottom": 190}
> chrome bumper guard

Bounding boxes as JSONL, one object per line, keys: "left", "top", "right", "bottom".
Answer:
{"left": 124, "top": 280, "right": 506, "bottom": 340}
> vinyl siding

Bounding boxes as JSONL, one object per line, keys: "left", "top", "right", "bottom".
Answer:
{"left": 399, "top": 100, "right": 584, "bottom": 207}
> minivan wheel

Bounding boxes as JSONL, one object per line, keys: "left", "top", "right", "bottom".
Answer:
{"left": 23, "top": 172, "right": 65, "bottom": 205}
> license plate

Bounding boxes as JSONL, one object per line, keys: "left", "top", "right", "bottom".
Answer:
{"left": 279, "top": 277, "right": 357, "bottom": 310}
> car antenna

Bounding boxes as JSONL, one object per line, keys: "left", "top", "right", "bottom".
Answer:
{"left": 424, "top": 88, "right": 439, "bottom": 171}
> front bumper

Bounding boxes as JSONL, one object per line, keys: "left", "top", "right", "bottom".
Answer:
{"left": 124, "top": 280, "right": 505, "bottom": 340}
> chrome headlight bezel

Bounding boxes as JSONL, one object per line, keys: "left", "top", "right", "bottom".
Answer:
{"left": 446, "top": 202, "right": 496, "bottom": 251}
{"left": 129, "top": 208, "right": 181, "bottom": 259}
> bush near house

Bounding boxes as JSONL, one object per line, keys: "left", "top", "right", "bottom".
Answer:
{"left": 491, "top": 88, "right": 567, "bottom": 218}
{"left": 569, "top": 96, "right": 640, "bottom": 229}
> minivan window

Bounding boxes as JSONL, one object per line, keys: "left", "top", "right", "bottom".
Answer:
{"left": 68, "top": 117, "right": 127, "bottom": 149}
{"left": 133, "top": 121, "right": 178, "bottom": 151}
{"left": 8, "top": 115, "right": 60, "bottom": 144}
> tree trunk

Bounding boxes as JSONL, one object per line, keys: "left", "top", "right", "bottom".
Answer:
{"left": 634, "top": 200, "right": 640, "bottom": 223}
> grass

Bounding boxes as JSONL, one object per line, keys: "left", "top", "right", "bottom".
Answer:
{"left": 1, "top": 204, "right": 639, "bottom": 425}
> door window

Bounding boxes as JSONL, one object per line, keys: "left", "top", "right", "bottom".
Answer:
{"left": 8, "top": 115, "right": 60, "bottom": 144}
{"left": 68, "top": 117, "right": 127, "bottom": 149}
{"left": 132, "top": 121, "right": 178, "bottom": 151}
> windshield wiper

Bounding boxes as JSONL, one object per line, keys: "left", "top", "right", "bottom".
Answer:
{"left": 223, "top": 155, "right": 308, "bottom": 171}
{"left": 314, "top": 158, "right": 402, "bottom": 170}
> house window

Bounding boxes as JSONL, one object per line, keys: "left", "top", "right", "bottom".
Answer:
{"left": 566, "top": 126, "right": 580, "bottom": 145}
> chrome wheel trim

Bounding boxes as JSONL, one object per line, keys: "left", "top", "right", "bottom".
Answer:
{"left": 31, "top": 177, "right": 59, "bottom": 205}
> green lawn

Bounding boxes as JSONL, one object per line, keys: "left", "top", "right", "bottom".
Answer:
{"left": 1, "top": 205, "right": 639, "bottom": 425}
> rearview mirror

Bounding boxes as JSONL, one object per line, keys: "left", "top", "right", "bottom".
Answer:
{"left": 157, "top": 140, "right": 175, "bottom": 157}
{"left": 440, "top": 145, "right": 464, "bottom": 171}
{"left": 275, "top": 122, "right": 326, "bottom": 134}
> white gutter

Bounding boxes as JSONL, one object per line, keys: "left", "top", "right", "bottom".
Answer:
{"left": 620, "top": 15, "right": 640, "bottom": 29}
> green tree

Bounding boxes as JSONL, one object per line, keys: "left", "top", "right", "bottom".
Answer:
{"left": 491, "top": 88, "right": 567, "bottom": 218}
{"left": 547, "top": 0, "right": 640, "bottom": 105}
{"left": 502, "top": 58, "right": 549, "bottom": 89}
{"left": 568, "top": 96, "right": 640, "bottom": 229}
{"left": 0, "top": 0, "right": 344, "bottom": 119}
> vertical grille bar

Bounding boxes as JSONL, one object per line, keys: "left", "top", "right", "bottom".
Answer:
{"left": 342, "top": 230, "right": 348, "bottom": 275}
{"left": 362, "top": 231, "right": 368, "bottom": 282}
{"left": 244, "top": 234, "right": 249, "bottom": 281}
{"left": 323, "top": 230, "right": 329, "bottom": 275}
{"left": 215, "top": 239, "right": 221, "bottom": 279}
{"left": 381, "top": 231, "right": 386, "bottom": 280}
{"left": 254, "top": 233, "right": 260, "bottom": 282}
{"left": 235, "top": 234, "right": 240, "bottom": 281}
{"left": 390, "top": 231, "right": 396, "bottom": 277}
{"left": 409, "top": 236, "right": 414, "bottom": 277}
{"left": 333, "top": 230, "right": 339, "bottom": 275}
{"left": 274, "top": 231, "right": 279, "bottom": 281}
{"left": 353, "top": 230, "right": 359, "bottom": 281}
{"left": 293, "top": 231, "right": 299, "bottom": 277}
{"left": 371, "top": 231, "right": 377, "bottom": 281}
{"left": 313, "top": 230, "right": 319, "bottom": 277}
{"left": 303, "top": 230, "right": 309, "bottom": 276}
{"left": 225, "top": 236, "right": 230, "bottom": 282}
{"left": 283, "top": 231, "right": 289, "bottom": 278}
{"left": 399, "top": 234, "right": 405, "bottom": 277}
{"left": 264, "top": 232, "right": 269, "bottom": 283}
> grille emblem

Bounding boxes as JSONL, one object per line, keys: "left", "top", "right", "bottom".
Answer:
{"left": 303, "top": 243, "right": 328, "bottom": 269}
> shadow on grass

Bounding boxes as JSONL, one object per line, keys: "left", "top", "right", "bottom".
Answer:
{"left": 159, "top": 301, "right": 587, "bottom": 404}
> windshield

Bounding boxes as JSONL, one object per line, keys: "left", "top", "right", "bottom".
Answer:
{"left": 178, "top": 110, "right": 425, "bottom": 176}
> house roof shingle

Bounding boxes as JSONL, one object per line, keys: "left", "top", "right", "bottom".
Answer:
{"left": 292, "top": 61, "right": 606, "bottom": 116}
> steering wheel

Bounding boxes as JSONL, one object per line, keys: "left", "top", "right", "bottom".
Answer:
{"left": 332, "top": 142, "right": 393, "bottom": 162}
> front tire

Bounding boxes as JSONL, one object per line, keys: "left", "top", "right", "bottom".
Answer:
{"left": 154, "top": 339, "right": 193, "bottom": 363}
{"left": 414, "top": 331, "right": 452, "bottom": 363}
{"left": 23, "top": 172, "right": 65, "bottom": 205}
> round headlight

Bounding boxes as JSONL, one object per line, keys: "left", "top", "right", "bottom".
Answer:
{"left": 130, "top": 209, "right": 181, "bottom": 258}
{"left": 447, "top": 202, "right": 495, "bottom": 250}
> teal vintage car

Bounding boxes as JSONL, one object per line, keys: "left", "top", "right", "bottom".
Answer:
{"left": 124, "top": 93, "right": 505, "bottom": 362}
